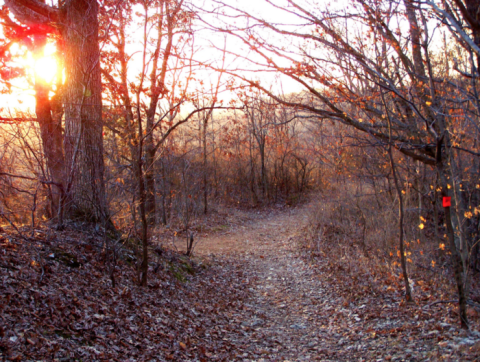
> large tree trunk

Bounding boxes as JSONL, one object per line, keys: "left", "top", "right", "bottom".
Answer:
{"left": 62, "top": 0, "right": 108, "bottom": 223}
{"left": 463, "top": 0, "right": 480, "bottom": 70}
{"left": 5, "top": 0, "right": 108, "bottom": 225}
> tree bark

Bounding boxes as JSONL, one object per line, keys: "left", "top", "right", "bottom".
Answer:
{"left": 62, "top": 0, "right": 108, "bottom": 223}
{"left": 436, "top": 137, "right": 469, "bottom": 329}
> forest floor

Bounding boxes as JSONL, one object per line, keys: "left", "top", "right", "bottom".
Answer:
{"left": 1, "top": 203, "right": 480, "bottom": 361}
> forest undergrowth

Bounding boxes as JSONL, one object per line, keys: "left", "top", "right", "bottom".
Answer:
{"left": 1, "top": 201, "right": 480, "bottom": 361}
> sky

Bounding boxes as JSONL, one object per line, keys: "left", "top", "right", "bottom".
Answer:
{"left": 0, "top": 0, "right": 421, "bottom": 116}
{"left": 0, "top": 0, "right": 307, "bottom": 100}
{"left": 192, "top": 0, "right": 313, "bottom": 93}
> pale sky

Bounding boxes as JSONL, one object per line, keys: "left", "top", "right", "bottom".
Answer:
{"left": 0, "top": 0, "right": 310, "bottom": 117}
{"left": 0, "top": 0, "right": 420, "bottom": 116}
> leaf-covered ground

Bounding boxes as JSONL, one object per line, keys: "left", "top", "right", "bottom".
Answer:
{"left": 1, "top": 206, "right": 480, "bottom": 361}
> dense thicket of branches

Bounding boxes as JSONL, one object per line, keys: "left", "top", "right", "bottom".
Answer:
{"left": 192, "top": 0, "right": 480, "bottom": 329}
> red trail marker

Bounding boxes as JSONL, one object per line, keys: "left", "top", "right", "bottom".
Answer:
{"left": 442, "top": 197, "right": 451, "bottom": 208}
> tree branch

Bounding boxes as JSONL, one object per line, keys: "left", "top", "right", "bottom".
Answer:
{"left": 5, "top": 0, "right": 60, "bottom": 26}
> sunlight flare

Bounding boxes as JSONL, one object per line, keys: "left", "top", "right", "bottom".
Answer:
{"left": 34, "top": 42, "right": 58, "bottom": 84}
{"left": 16, "top": 42, "right": 59, "bottom": 85}
{"left": 34, "top": 55, "right": 57, "bottom": 84}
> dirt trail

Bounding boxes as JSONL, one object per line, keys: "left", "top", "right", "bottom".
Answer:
{"left": 195, "top": 207, "right": 306, "bottom": 256}
{"left": 196, "top": 206, "right": 326, "bottom": 361}
{"left": 191, "top": 205, "right": 480, "bottom": 361}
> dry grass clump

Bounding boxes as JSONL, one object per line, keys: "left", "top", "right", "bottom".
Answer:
{"left": 300, "top": 186, "right": 476, "bottom": 306}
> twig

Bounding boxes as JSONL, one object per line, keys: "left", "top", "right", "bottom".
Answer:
{"left": 171, "top": 234, "right": 179, "bottom": 252}
{"left": 0, "top": 210, "right": 28, "bottom": 241}
{"left": 31, "top": 191, "right": 37, "bottom": 237}
{"left": 467, "top": 301, "right": 480, "bottom": 311}
{"left": 414, "top": 262, "right": 436, "bottom": 273}
{"left": 0, "top": 263, "right": 19, "bottom": 271}
{"left": 39, "top": 265, "right": 44, "bottom": 284}
{"left": 423, "top": 300, "right": 457, "bottom": 309}
{"left": 38, "top": 253, "right": 45, "bottom": 285}
{"left": 424, "top": 299, "right": 480, "bottom": 312}
{"left": 191, "top": 234, "right": 202, "bottom": 256}
{"left": 0, "top": 172, "right": 37, "bottom": 181}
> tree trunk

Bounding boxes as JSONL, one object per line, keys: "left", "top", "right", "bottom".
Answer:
{"left": 62, "top": 0, "right": 108, "bottom": 223}
{"left": 436, "top": 136, "right": 469, "bottom": 329}
{"left": 136, "top": 145, "right": 149, "bottom": 287}
{"left": 144, "top": 147, "right": 156, "bottom": 225}
{"left": 388, "top": 144, "right": 414, "bottom": 303}
{"left": 463, "top": 0, "right": 480, "bottom": 70}
{"left": 143, "top": 0, "right": 176, "bottom": 225}
{"left": 384, "top": 94, "right": 413, "bottom": 303}
{"left": 404, "top": 0, "right": 426, "bottom": 77}
{"left": 33, "top": 33, "right": 65, "bottom": 219}
{"left": 4, "top": 0, "right": 109, "bottom": 225}
{"left": 160, "top": 162, "right": 168, "bottom": 225}
{"left": 259, "top": 141, "right": 267, "bottom": 200}
{"left": 249, "top": 131, "right": 258, "bottom": 206}
{"left": 203, "top": 115, "right": 208, "bottom": 214}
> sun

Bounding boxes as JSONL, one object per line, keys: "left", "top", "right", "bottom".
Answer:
{"left": 33, "top": 42, "right": 58, "bottom": 85}
{"left": 0, "top": 42, "right": 60, "bottom": 111}
{"left": 34, "top": 54, "right": 58, "bottom": 84}
{"left": 11, "top": 41, "right": 59, "bottom": 85}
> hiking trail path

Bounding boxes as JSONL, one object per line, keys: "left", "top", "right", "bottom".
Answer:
{"left": 185, "top": 205, "right": 477, "bottom": 361}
